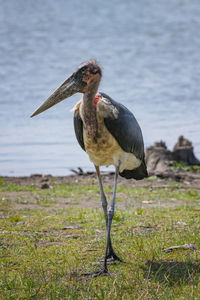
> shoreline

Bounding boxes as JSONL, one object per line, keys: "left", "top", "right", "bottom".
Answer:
{"left": 1, "top": 168, "right": 200, "bottom": 190}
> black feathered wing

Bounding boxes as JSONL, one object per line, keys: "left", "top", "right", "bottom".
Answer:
{"left": 100, "top": 92, "right": 148, "bottom": 180}
{"left": 74, "top": 109, "right": 85, "bottom": 151}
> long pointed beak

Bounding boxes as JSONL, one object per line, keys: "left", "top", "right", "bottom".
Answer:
{"left": 30, "top": 73, "right": 86, "bottom": 118}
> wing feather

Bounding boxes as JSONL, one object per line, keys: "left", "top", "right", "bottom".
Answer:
{"left": 74, "top": 109, "right": 85, "bottom": 151}
{"left": 101, "top": 92, "right": 148, "bottom": 179}
{"left": 101, "top": 92, "right": 144, "bottom": 160}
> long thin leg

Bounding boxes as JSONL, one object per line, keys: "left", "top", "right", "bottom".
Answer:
{"left": 102, "top": 161, "right": 120, "bottom": 273}
{"left": 95, "top": 165, "right": 123, "bottom": 263}
{"left": 95, "top": 166, "right": 108, "bottom": 227}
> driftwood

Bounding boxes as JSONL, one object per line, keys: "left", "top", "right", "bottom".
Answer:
{"left": 146, "top": 136, "right": 200, "bottom": 180}
{"left": 70, "top": 167, "right": 114, "bottom": 176}
{"left": 162, "top": 243, "right": 198, "bottom": 252}
{"left": 173, "top": 135, "right": 200, "bottom": 165}
{"left": 146, "top": 141, "right": 172, "bottom": 174}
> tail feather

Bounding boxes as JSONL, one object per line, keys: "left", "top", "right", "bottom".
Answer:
{"left": 119, "top": 160, "right": 148, "bottom": 180}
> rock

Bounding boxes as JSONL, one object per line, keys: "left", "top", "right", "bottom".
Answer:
{"left": 41, "top": 183, "right": 50, "bottom": 189}
{"left": 30, "top": 174, "right": 43, "bottom": 178}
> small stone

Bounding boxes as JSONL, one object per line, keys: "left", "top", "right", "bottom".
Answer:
{"left": 41, "top": 178, "right": 49, "bottom": 182}
{"left": 60, "top": 226, "right": 79, "bottom": 230}
{"left": 31, "top": 174, "right": 43, "bottom": 178}
{"left": 16, "top": 222, "right": 23, "bottom": 225}
{"left": 41, "top": 183, "right": 50, "bottom": 189}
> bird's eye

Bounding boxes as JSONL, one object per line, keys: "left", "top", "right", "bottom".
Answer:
{"left": 80, "top": 66, "right": 87, "bottom": 73}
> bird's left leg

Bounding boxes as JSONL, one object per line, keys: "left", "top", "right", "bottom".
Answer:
{"left": 95, "top": 165, "right": 123, "bottom": 263}
{"left": 103, "top": 161, "right": 124, "bottom": 266}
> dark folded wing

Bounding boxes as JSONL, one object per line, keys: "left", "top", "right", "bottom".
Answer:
{"left": 101, "top": 92, "right": 144, "bottom": 160}
{"left": 74, "top": 110, "right": 85, "bottom": 151}
{"left": 101, "top": 92, "right": 148, "bottom": 179}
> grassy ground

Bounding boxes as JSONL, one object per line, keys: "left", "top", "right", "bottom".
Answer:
{"left": 0, "top": 175, "right": 200, "bottom": 299}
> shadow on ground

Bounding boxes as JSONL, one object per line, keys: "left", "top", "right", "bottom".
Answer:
{"left": 143, "top": 260, "right": 200, "bottom": 286}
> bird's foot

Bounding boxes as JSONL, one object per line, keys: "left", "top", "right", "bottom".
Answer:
{"left": 106, "top": 248, "right": 125, "bottom": 263}
{"left": 82, "top": 267, "right": 111, "bottom": 277}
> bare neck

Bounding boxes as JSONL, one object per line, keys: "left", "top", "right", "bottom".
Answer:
{"left": 81, "top": 79, "right": 100, "bottom": 138}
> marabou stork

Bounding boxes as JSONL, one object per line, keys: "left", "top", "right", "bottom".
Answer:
{"left": 31, "top": 59, "right": 148, "bottom": 276}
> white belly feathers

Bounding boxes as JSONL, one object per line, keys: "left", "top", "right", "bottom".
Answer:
{"left": 83, "top": 125, "right": 141, "bottom": 172}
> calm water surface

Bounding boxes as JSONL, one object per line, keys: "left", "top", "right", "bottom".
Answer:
{"left": 1, "top": 0, "right": 200, "bottom": 175}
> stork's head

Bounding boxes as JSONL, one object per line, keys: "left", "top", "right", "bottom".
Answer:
{"left": 31, "top": 59, "right": 102, "bottom": 117}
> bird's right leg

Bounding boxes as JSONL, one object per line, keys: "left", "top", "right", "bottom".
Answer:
{"left": 95, "top": 165, "right": 108, "bottom": 227}
{"left": 95, "top": 166, "right": 124, "bottom": 263}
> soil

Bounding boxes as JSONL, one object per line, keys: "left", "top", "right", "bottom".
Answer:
{"left": 2, "top": 169, "right": 200, "bottom": 188}
{"left": 1, "top": 171, "right": 200, "bottom": 211}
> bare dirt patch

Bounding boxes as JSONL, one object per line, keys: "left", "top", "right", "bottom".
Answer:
{"left": 1, "top": 172, "right": 200, "bottom": 210}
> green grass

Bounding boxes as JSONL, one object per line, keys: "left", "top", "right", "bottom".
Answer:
{"left": 171, "top": 161, "right": 200, "bottom": 173}
{"left": 0, "top": 178, "right": 200, "bottom": 299}
{"left": 0, "top": 179, "right": 39, "bottom": 192}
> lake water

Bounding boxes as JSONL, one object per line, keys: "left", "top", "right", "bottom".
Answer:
{"left": 1, "top": 0, "right": 200, "bottom": 176}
